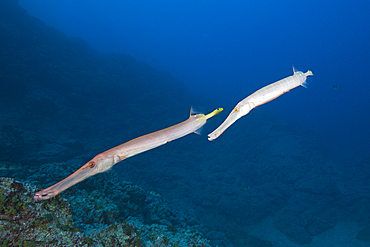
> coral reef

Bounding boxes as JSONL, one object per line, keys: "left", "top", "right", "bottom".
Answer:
{"left": 7, "top": 160, "right": 206, "bottom": 230}
{"left": 1, "top": 162, "right": 211, "bottom": 246}
{"left": 0, "top": 177, "right": 86, "bottom": 246}
{"left": 128, "top": 218, "right": 210, "bottom": 247}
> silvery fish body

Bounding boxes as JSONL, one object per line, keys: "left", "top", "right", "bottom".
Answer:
{"left": 208, "top": 68, "right": 313, "bottom": 141}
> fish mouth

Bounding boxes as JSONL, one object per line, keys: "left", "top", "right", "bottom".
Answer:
{"left": 34, "top": 189, "right": 58, "bottom": 201}
{"left": 208, "top": 111, "right": 242, "bottom": 141}
{"left": 34, "top": 164, "right": 96, "bottom": 201}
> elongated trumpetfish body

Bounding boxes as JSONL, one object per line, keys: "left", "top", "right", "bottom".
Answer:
{"left": 208, "top": 68, "right": 313, "bottom": 141}
{"left": 34, "top": 108, "right": 223, "bottom": 201}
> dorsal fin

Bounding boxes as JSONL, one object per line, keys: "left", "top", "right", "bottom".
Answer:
{"left": 292, "top": 65, "right": 297, "bottom": 74}
{"left": 190, "top": 106, "right": 199, "bottom": 116}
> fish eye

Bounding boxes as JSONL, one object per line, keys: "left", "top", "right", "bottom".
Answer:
{"left": 234, "top": 108, "right": 239, "bottom": 112}
{"left": 88, "top": 162, "right": 95, "bottom": 168}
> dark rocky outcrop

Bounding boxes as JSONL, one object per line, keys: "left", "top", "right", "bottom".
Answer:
{"left": 0, "top": 0, "right": 192, "bottom": 166}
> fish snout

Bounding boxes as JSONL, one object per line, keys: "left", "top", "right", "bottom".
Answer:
{"left": 33, "top": 189, "right": 57, "bottom": 201}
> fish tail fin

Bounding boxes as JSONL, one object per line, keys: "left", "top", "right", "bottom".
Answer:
{"left": 305, "top": 70, "right": 313, "bottom": 76}
{"left": 205, "top": 108, "right": 223, "bottom": 120}
{"left": 302, "top": 70, "right": 313, "bottom": 88}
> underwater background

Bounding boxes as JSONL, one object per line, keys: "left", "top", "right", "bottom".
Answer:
{"left": 0, "top": 0, "right": 369, "bottom": 246}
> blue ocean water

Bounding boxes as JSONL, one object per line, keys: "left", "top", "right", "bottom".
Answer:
{"left": 18, "top": 0, "right": 370, "bottom": 162}
{"left": 2, "top": 0, "right": 369, "bottom": 246}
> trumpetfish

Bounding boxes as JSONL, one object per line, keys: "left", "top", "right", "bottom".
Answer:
{"left": 34, "top": 108, "right": 223, "bottom": 201}
{"left": 208, "top": 67, "right": 313, "bottom": 141}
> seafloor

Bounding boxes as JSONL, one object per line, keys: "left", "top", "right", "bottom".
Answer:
{"left": 1, "top": 1, "right": 370, "bottom": 246}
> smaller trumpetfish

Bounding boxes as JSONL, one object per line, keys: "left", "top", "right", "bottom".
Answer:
{"left": 148, "top": 190, "right": 162, "bottom": 197}
{"left": 208, "top": 67, "right": 313, "bottom": 141}
{"left": 0, "top": 161, "right": 21, "bottom": 170}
